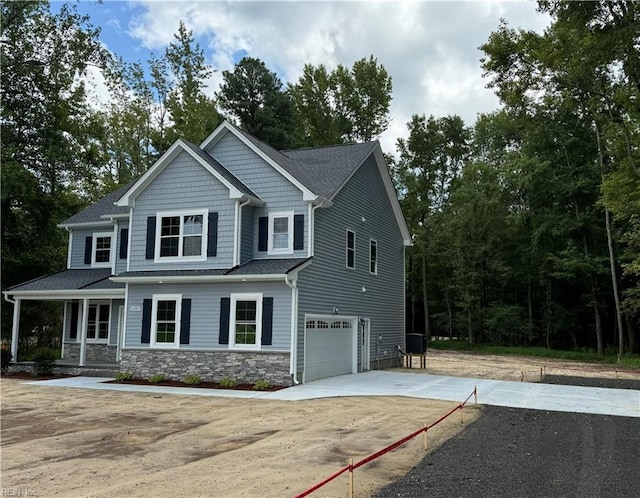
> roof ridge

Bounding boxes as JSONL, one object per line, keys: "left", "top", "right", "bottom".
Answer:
{"left": 281, "top": 140, "right": 378, "bottom": 154}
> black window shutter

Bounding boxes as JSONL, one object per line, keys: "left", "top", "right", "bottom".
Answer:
{"left": 219, "top": 297, "right": 230, "bottom": 344}
{"left": 261, "top": 297, "right": 274, "bottom": 346}
{"left": 119, "top": 228, "right": 128, "bottom": 259}
{"left": 180, "top": 298, "right": 191, "bottom": 344}
{"left": 70, "top": 302, "right": 79, "bottom": 339}
{"left": 207, "top": 212, "right": 218, "bottom": 257}
{"left": 145, "top": 216, "right": 156, "bottom": 260}
{"left": 293, "top": 214, "right": 304, "bottom": 251}
{"left": 84, "top": 237, "right": 92, "bottom": 265}
{"left": 141, "top": 299, "right": 152, "bottom": 344}
{"left": 258, "top": 216, "right": 268, "bottom": 252}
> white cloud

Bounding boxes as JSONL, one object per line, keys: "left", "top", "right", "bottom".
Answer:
{"left": 124, "top": 0, "right": 550, "bottom": 155}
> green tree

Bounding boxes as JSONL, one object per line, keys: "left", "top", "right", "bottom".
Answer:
{"left": 217, "top": 56, "right": 296, "bottom": 149}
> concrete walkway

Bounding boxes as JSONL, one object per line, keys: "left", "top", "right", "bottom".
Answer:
{"left": 25, "top": 371, "right": 639, "bottom": 418}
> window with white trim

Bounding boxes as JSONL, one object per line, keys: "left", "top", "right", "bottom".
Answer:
{"left": 155, "top": 210, "right": 207, "bottom": 261}
{"left": 92, "top": 232, "right": 113, "bottom": 268}
{"left": 346, "top": 230, "right": 356, "bottom": 269}
{"left": 369, "top": 239, "right": 378, "bottom": 274}
{"left": 87, "top": 303, "right": 110, "bottom": 342}
{"left": 268, "top": 211, "right": 293, "bottom": 255}
{"left": 151, "top": 294, "right": 181, "bottom": 348}
{"left": 230, "top": 293, "right": 263, "bottom": 349}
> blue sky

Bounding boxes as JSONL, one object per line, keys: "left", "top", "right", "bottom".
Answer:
{"left": 54, "top": 0, "right": 551, "bottom": 152}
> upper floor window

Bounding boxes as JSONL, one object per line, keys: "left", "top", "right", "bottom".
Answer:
{"left": 155, "top": 210, "right": 207, "bottom": 262}
{"left": 91, "top": 232, "right": 113, "bottom": 268}
{"left": 369, "top": 239, "right": 378, "bottom": 274}
{"left": 346, "top": 229, "right": 356, "bottom": 269}
{"left": 268, "top": 211, "right": 293, "bottom": 255}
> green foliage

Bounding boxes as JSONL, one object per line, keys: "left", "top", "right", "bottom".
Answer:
{"left": 218, "top": 377, "right": 237, "bottom": 388}
{"left": 148, "top": 374, "right": 166, "bottom": 384}
{"left": 30, "top": 347, "right": 57, "bottom": 377}
{"left": 114, "top": 372, "right": 134, "bottom": 382}
{"left": 1, "top": 347, "right": 12, "bottom": 373}
{"left": 253, "top": 380, "right": 272, "bottom": 391}
{"left": 183, "top": 374, "right": 201, "bottom": 385}
{"left": 217, "top": 57, "right": 296, "bottom": 149}
{"left": 289, "top": 55, "right": 392, "bottom": 146}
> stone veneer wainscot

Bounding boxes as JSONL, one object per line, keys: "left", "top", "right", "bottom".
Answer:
{"left": 120, "top": 349, "right": 292, "bottom": 386}
{"left": 63, "top": 342, "right": 117, "bottom": 363}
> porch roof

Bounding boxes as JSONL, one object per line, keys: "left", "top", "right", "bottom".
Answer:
{"left": 4, "top": 269, "right": 124, "bottom": 299}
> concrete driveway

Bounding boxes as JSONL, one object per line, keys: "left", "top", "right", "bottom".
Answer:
{"left": 27, "top": 370, "right": 639, "bottom": 418}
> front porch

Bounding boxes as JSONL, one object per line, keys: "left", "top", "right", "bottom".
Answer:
{"left": 9, "top": 359, "right": 121, "bottom": 378}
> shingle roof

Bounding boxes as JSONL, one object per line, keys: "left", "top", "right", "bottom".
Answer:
{"left": 113, "top": 258, "right": 311, "bottom": 279}
{"left": 60, "top": 182, "right": 134, "bottom": 226}
{"left": 182, "top": 140, "right": 260, "bottom": 199}
{"left": 233, "top": 124, "right": 378, "bottom": 199}
{"left": 6, "top": 269, "right": 124, "bottom": 292}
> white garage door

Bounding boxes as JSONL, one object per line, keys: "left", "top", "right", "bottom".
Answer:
{"left": 304, "top": 316, "right": 355, "bottom": 382}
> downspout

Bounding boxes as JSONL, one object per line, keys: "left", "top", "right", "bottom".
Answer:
{"left": 234, "top": 199, "right": 251, "bottom": 266}
{"left": 309, "top": 201, "right": 324, "bottom": 257}
{"left": 4, "top": 293, "right": 19, "bottom": 362}
{"left": 285, "top": 275, "right": 300, "bottom": 385}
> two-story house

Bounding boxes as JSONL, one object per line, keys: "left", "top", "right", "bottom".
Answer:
{"left": 4, "top": 121, "right": 411, "bottom": 385}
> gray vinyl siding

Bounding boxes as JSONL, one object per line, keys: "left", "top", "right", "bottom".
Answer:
{"left": 115, "top": 220, "right": 129, "bottom": 273}
{"left": 124, "top": 281, "right": 291, "bottom": 350}
{"left": 129, "top": 150, "right": 235, "bottom": 271}
{"left": 296, "top": 153, "right": 405, "bottom": 374}
{"left": 208, "top": 132, "right": 308, "bottom": 259}
{"left": 240, "top": 206, "right": 254, "bottom": 264}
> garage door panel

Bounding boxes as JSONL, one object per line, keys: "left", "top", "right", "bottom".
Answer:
{"left": 305, "top": 317, "right": 354, "bottom": 382}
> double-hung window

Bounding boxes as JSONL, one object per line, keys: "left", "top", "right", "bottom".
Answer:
{"left": 151, "top": 294, "right": 181, "bottom": 348}
{"left": 155, "top": 210, "right": 207, "bottom": 261}
{"left": 268, "top": 212, "right": 293, "bottom": 255}
{"left": 87, "top": 303, "right": 109, "bottom": 342}
{"left": 346, "top": 230, "right": 356, "bottom": 269}
{"left": 92, "top": 232, "right": 113, "bottom": 268}
{"left": 369, "top": 239, "right": 378, "bottom": 274}
{"left": 229, "top": 293, "right": 263, "bottom": 349}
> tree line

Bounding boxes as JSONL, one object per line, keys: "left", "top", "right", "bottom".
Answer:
{"left": 1, "top": 0, "right": 638, "bottom": 355}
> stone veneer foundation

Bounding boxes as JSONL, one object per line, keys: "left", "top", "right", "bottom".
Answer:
{"left": 119, "top": 349, "right": 292, "bottom": 386}
{"left": 63, "top": 342, "right": 117, "bottom": 363}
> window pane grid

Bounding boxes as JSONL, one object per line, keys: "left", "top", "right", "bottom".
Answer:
{"left": 234, "top": 300, "right": 258, "bottom": 346}
{"left": 87, "top": 304, "right": 109, "bottom": 341}
{"left": 159, "top": 214, "right": 204, "bottom": 258}
{"left": 155, "top": 300, "right": 177, "bottom": 344}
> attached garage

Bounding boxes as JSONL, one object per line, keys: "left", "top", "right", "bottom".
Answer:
{"left": 304, "top": 315, "right": 357, "bottom": 382}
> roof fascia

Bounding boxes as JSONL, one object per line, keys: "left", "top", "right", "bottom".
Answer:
{"left": 57, "top": 220, "right": 114, "bottom": 229}
{"left": 201, "top": 121, "right": 318, "bottom": 201}
{"left": 110, "top": 273, "right": 287, "bottom": 284}
{"left": 101, "top": 213, "right": 129, "bottom": 220}
{"left": 3, "top": 289, "right": 125, "bottom": 300}
{"left": 115, "top": 139, "right": 249, "bottom": 207}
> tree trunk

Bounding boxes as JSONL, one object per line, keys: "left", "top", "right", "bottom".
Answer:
{"left": 545, "top": 281, "right": 551, "bottom": 350}
{"left": 593, "top": 299, "right": 603, "bottom": 357}
{"left": 442, "top": 268, "right": 453, "bottom": 339}
{"left": 527, "top": 276, "right": 534, "bottom": 344}
{"left": 595, "top": 121, "right": 625, "bottom": 357}
{"left": 422, "top": 254, "right": 431, "bottom": 340}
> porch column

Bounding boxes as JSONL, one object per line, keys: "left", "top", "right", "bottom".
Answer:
{"left": 10, "top": 298, "right": 21, "bottom": 362}
{"left": 79, "top": 298, "right": 89, "bottom": 367}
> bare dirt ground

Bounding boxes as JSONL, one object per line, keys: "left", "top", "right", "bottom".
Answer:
{"left": 1, "top": 351, "right": 638, "bottom": 498}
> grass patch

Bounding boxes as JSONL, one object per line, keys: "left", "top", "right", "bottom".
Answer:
{"left": 427, "top": 340, "right": 640, "bottom": 369}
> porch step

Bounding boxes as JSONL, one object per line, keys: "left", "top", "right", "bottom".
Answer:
{"left": 75, "top": 369, "right": 120, "bottom": 378}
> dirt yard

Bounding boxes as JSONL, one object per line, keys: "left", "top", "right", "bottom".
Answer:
{"left": 1, "top": 350, "right": 637, "bottom": 498}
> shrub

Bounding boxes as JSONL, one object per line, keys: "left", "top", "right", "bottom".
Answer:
{"left": 31, "top": 347, "right": 57, "bottom": 377}
{"left": 148, "top": 374, "right": 166, "bottom": 384}
{"left": 183, "top": 374, "right": 201, "bottom": 385}
{"left": 115, "top": 372, "right": 134, "bottom": 382}
{"left": 254, "top": 380, "right": 272, "bottom": 391}
{"left": 1, "top": 348, "right": 12, "bottom": 374}
{"left": 219, "top": 377, "right": 237, "bottom": 388}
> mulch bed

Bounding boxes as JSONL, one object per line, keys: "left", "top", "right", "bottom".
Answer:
{"left": 1, "top": 371, "right": 78, "bottom": 381}
{"left": 106, "top": 378, "right": 285, "bottom": 392}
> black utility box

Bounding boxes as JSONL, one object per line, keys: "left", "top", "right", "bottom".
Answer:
{"left": 406, "top": 334, "right": 427, "bottom": 354}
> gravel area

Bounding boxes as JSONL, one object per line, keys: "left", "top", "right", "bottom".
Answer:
{"left": 374, "top": 376, "right": 640, "bottom": 498}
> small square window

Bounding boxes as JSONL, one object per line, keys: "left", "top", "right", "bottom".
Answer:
{"left": 91, "top": 232, "right": 113, "bottom": 268}
{"left": 370, "top": 239, "right": 378, "bottom": 274}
